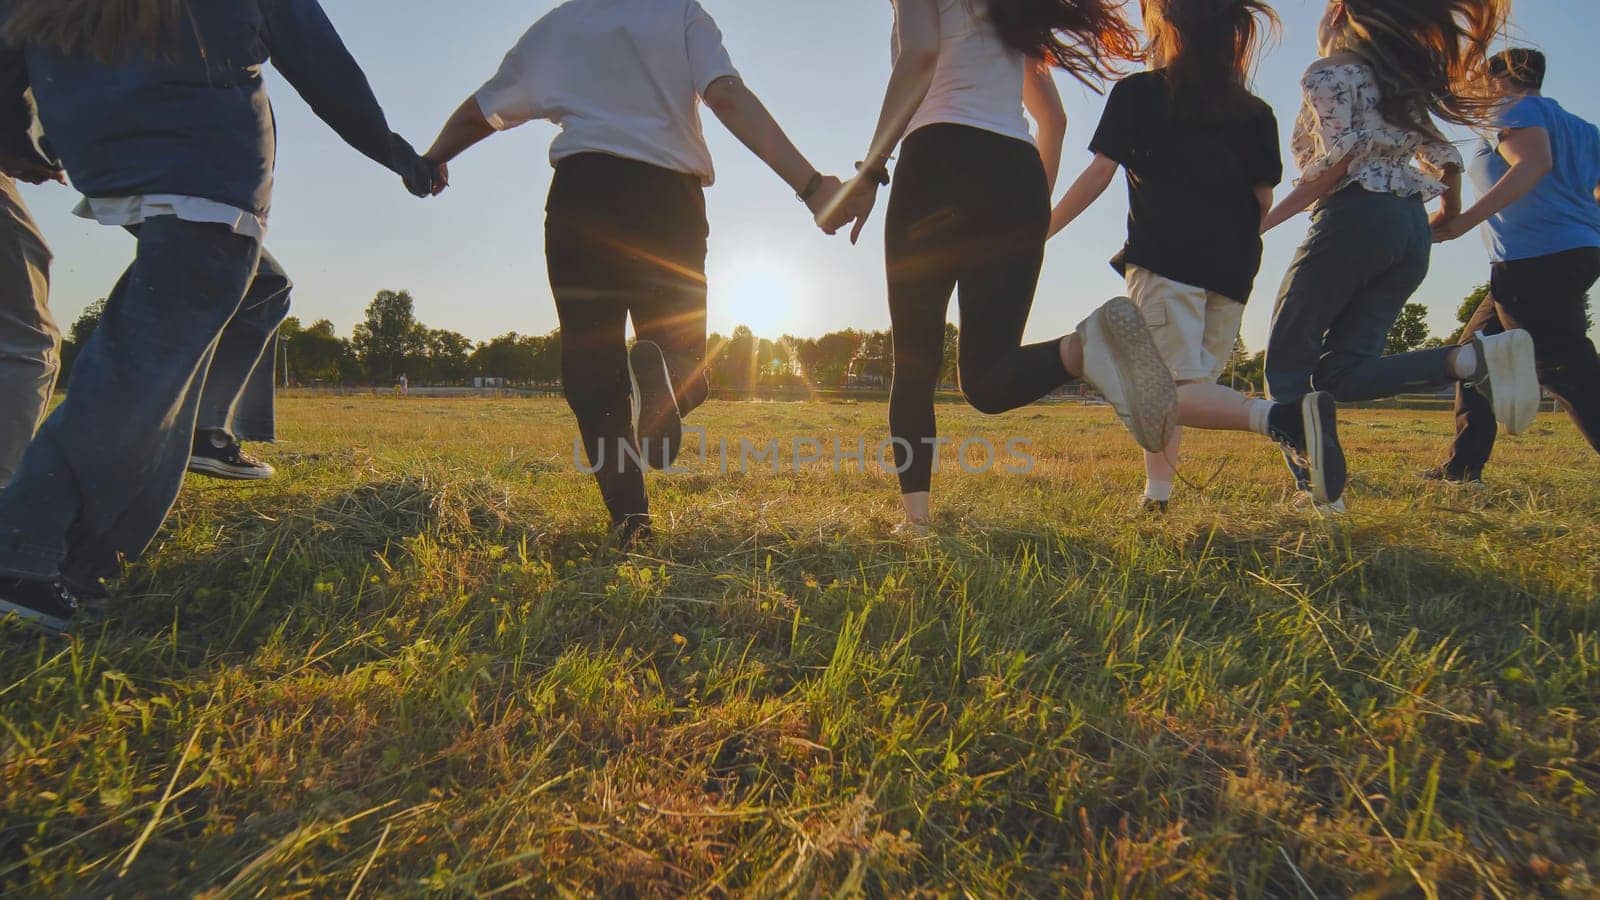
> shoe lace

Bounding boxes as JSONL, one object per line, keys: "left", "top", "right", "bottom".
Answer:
{"left": 50, "top": 582, "right": 80, "bottom": 614}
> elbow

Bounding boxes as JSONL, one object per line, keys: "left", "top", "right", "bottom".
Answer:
{"left": 701, "top": 78, "right": 744, "bottom": 117}
{"left": 900, "top": 45, "right": 941, "bottom": 77}
{"left": 1040, "top": 113, "right": 1067, "bottom": 143}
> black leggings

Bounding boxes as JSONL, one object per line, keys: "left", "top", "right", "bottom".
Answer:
{"left": 885, "top": 124, "right": 1070, "bottom": 494}
{"left": 546, "top": 153, "right": 709, "bottom": 525}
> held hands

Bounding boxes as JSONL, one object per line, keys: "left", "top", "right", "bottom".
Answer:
{"left": 812, "top": 174, "right": 880, "bottom": 244}
{"left": 1430, "top": 209, "right": 1471, "bottom": 244}
{"left": 0, "top": 152, "right": 65, "bottom": 186}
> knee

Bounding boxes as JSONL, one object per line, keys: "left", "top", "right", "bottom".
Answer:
{"left": 963, "top": 383, "right": 1011, "bottom": 416}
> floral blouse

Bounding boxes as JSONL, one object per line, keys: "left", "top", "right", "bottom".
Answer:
{"left": 1292, "top": 61, "right": 1463, "bottom": 201}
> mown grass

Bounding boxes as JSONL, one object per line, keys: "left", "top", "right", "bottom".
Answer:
{"left": 2, "top": 397, "right": 1597, "bottom": 897}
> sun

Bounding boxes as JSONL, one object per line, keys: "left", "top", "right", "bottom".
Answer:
{"left": 708, "top": 254, "right": 805, "bottom": 339}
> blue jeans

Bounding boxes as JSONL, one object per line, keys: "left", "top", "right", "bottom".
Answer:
{"left": 1266, "top": 187, "right": 1453, "bottom": 404}
{"left": 0, "top": 217, "right": 271, "bottom": 583}
{"left": 1265, "top": 187, "right": 1454, "bottom": 485}
{"left": 196, "top": 249, "right": 290, "bottom": 442}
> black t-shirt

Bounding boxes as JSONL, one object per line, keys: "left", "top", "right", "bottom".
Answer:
{"left": 1090, "top": 70, "right": 1283, "bottom": 302}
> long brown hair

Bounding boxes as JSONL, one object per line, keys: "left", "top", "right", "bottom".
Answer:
{"left": 3, "top": 0, "right": 188, "bottom": 63}
{"left": 1328, "top": 0, "right": 1510, "bottom": 134}
{"left": 1143, "top": 0, "right": 1279, "bottom": 122}
{"left": 983, "top": 0, "right": 1141, "bottom": 88}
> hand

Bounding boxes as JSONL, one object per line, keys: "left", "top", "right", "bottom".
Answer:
{"left": 816, "top": 175, "right": 878, "bottom": 244}
{"left": 400, "top": 152, "right": 439, "bottom": 198}
{"left": 429, "top": 159, "right": 449, "bottom": 197}
{"left": 804, "top": 174, "right": 846, "bottom": 230}
{"left": 0, "top": 153, "right": 64, "bottom": 185}
{"left": 1431, "top": 212, "right": 1471, "bottom": 243}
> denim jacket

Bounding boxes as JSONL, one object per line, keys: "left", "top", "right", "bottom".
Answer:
{"left": 0, "top": 0, "right": 433, "bottom": 216}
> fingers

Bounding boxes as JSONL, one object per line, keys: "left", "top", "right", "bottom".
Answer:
{"left": 849, "top": 207, "right": 872, "bottom": 245}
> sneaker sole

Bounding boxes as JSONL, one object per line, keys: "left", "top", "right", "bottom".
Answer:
{"left": 187, "top": 458, "right": 276, "bottom": 481}
{"left": 1302, "top": 392, "right": 1346, "bottom": 506}
{"left": 1098, "top": 298, "right": 1178, "bottom": 453}
{"left": 627, "top": 341, "right": 682, "bottom": 471}
{"left": 1484, "top": 329, "right": 1539, "bottom": 436}
{"left": 0, "top": 599, "right": 71, "bottom": 636}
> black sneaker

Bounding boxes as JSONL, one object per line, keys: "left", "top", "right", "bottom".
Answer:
{"left": 627, "top": 341, "right": 683, "bottom": 471}
{"left": 0, "top": 577, "right": 80, "bottom": 636}
{"left": 1268, "top": 393, "right": 1346, "bottom": 506}
{"left": 611, "top": 514, "right": 655, "bottom": 551}
{"left": 189, "top": 431, "right": 276, "bottom": 481}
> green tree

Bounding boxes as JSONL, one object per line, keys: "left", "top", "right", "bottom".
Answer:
{"left": 1386, "top": 303, "right": 1432, "bottom": 355}
{"left": 58, "top": 298, "right": 108, "bottom": 382}
{"left": 939, "top": 322, "right": 959, "bottom": 387}
{"left": 1458, "top": 284, "right": 1491, "bottom": 327}
{"left": 351, "top": 290, "right": 424, "bottom": 383}
{"left": 422, "top": 329, "right": 474, "bottom": 384}
{"left": 288, "top": 319, "right": 351, "bottom": 385}
{"left": 1218, "top": 337, "right": 1265, "bottom": 393}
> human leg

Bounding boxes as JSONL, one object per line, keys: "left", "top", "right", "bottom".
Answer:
{"left": 0, "top": 175, "right": 57, "bottom": 486}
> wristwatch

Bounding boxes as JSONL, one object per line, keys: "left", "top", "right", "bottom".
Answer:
{"left": 797, "top": 171, "right": 824, "bottom": 203}
{"left": 855, "top": 160, "right": 891, "bottom": 187}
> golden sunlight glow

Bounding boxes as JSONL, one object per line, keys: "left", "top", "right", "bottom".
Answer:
{"left": 708, "top": 254, "right": 806, "bottom": 340}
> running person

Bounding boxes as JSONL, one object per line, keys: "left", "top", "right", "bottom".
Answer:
{"left": 1430, "top": 48, "right": 1600, "bottom": 482}
{"left": 1259, "top": 0, "right": 1533, "bottom": 511}
{"left": 424, "top": 0, "right": 854, "bottom": 546}
{"left": 0, "top": 0, "right": 441, "bottom": 635}
{"left": 1050, "top": 0, "right": 1349, "bottom": 513}
{"left": 822, "top": 0, "right": 1179, "bottom": 535}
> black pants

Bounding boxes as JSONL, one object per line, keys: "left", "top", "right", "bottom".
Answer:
{"left": 885, "top": 124, "right": 1069, "bottom": 495}
{"left": 546, "top": 153, "right": 709, "bottom": 525}
{"left": 1444, "top": 246, "right": 1600, "bottom": 477}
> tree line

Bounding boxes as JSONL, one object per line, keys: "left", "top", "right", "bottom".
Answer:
{"left": 57, "top": 286, "right": 1585, "bottom": 392}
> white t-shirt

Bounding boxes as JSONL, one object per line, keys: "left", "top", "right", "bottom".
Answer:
{"left": 895, "top": 0, "right": 1033, "bottom": 146}
{"left": 475, "top": 0, "right": 740, "bottom": 186}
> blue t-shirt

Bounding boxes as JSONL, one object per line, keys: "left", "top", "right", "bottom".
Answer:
{"left": 1468, "top": 96, "right": 1600, "bottom": 263}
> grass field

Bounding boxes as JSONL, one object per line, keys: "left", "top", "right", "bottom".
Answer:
{"left": 2, "top": 396, "right": 1597, "bottom": 897}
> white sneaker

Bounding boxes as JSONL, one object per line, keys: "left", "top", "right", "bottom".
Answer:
{"left": 1469, "top": 330, "right": 1539, "bottom": 436}
{"left": 1076, "top": 298, "right": 1178, "bottom": 453}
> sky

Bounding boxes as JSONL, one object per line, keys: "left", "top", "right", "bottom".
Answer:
{"left": 17, "top": 0, "right": 1600, "bottom": 354}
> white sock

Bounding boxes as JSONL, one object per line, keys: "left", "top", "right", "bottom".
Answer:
{"left": 1451, "top": 344, "right": 1479, "bottom": 380}
{"left": 1143, "top": 478, "right": 1173, "bottom": 503}
{"left": 1247, "top": 399, "right": 1275, "bottom": 437}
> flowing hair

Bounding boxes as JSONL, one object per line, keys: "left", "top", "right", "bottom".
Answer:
{"left": 982, "top": 0, "right": 1141, "bottom": 88}
{"left": 1330, "top": 0, "right": 1511, "bottom": 134}
{"left": 3, "top": 0, "right": 189, "bottom": 63}
{"left": 1142, "top": 0, "right": 1279, "bottom": 122}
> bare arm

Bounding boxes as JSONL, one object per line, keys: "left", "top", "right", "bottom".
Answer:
{"left": 1024, "top": 60, "right": 1067, "bottom": 193}
{"left": 858, "top": 0, "right": 942, "bottom": 175}
{"left": 1436, "top": 127, "right": 1552, "bottom": 241}
{"left": 703, "top": 76, "right": 818, "bottom": 197}
{"left": 425, "top": 96, "right": 497, "bottom": 167}
{"left": 820, "top": 0, "right": 942, "bottom": 242}
{"left": 1048, "top": 154, "right": 1117, "bottom": 239}
{"left": 1260, "top": 154, "right": 1353, "bottom": 234}
{"left": 1255, "top": 185, "right": 1274, "bottom": 222}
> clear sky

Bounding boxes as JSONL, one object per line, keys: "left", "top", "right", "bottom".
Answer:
{"left": 17, "top": 0, "right": 1600, "bottom": 352}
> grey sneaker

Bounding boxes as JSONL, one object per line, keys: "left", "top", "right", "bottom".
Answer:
{"left": 1468, "top": 330, "right": 1539, "bottom": 436}
{"left": 1076, "top": 298, "right": 1178, "bottom": 453}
